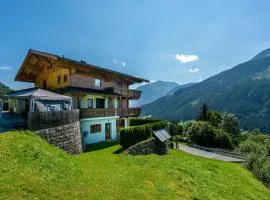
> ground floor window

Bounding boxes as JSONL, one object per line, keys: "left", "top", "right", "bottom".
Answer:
{"left": 90, "top": 124, "right": 102, "bottom": 133}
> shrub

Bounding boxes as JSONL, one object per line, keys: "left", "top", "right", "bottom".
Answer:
{"left": 237, "top": 134, "right": 270, "bottom": 185}
{"left": 186, "top": 121, "right": 233, "bottom": 149}
{"left": 167, "top": 122, "right": 177, "bottom": 136}
{"left": 237, "top": 134, "right": 270, "bottom": 155}
{"left": 120, "top": 121, "right": 167, "bottom": 149}
{"left": 182, "top": 121, "right": 195, "bottom": 135}
{"left": 245, "top": 153, "right": 270, "bottom": 185}
{"left": 220, "top": 112, "right": 240, "bottom": 135}
{"left": 129, "top": 118, "right": 161, "bottom": 126}
{"left": 176, "top": 123, "right": 183, "bottom": 135}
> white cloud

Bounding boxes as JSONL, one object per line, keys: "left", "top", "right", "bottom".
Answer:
{"left": 189, "top": 68, "right": 200, "bottom": 73}
{"left": 175, "top": 54, "right": 199, "bottom": 63}
{"left": 0, "top": 66, "right": 13, "bottom": 70}
{"left": 129, "top": 80, "right": 155, "bottom": 89}
{"left": 112, "top": 59, "right": 126, "bottom": 67}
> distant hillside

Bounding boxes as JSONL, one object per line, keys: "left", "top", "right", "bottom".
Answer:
{"left": 137, "top": 81, "right": 179, "bottom": 105}
{"left": 142, "top": 48, "right": 270, "bottom": 133}
{"left": 0, "top": 82, "right": 12, "bottom": 98}
{"left": 167, "top": 83, "right": 195, "bottom": 95}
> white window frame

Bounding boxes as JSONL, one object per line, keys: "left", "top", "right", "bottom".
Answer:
{"left": 94, "top": 79, "right": 101, "bottom": 87}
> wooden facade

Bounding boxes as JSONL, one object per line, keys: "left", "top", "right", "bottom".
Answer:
{"left": 15, "top": 50, "right": 149, "bottom": 119}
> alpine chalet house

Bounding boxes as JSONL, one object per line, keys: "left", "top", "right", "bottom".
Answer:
{"left": 15, "top": 49, "right": 149, "bottom": 144}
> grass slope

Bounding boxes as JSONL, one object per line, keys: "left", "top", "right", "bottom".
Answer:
{"left": 1, "top": 131, "right": 269, "bottom": 200}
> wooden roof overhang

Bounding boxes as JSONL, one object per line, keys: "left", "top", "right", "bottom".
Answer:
{"left": 15, "top": 49, "right": 150, "bottom": 84}
{"left": 54, "top": 86, "right": 121, "bottom": 99}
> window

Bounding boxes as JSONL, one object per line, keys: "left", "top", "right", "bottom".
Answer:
{"left": 116, "top": 98, "right": 120, "bottom": 108}
{"left": 57, "top": 75, "right": 61, "bottom": 84}
{"left": 96, "top": 98, "right": 105, "bottom": 108}
{"left": 87, "top": 99, "right": 93, "bottom": 108}
{"left": 95, "top": 79, "right": 101, "bottom": 87}
{"left": 43, "top": 80, "right": 47, "bottom": 89}
{"left": 116, "top": 81, "right": 122, "bottom": 88}
{"left": 90, "top": 124, "right": 101, "bottom": 134}
{"left": 64, "top": 75, "right": 68, "bottom": 83}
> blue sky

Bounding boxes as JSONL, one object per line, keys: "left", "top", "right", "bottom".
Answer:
{"left": 1, "top": 0, "right": 270, "bottom": 89}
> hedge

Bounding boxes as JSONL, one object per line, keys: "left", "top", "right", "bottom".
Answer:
{"left": 120, "top": 121, "right": 167, "bottom": 149}
{"left": 129, "top": 118, "right": 161, "bottom": 126}
{"left": 186, "top": 121, "right": 233, "bottom": 149}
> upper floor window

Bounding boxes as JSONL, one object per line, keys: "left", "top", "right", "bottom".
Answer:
{"left": 57, "top": 75, "right": 61, "bottom": 85}
{"left": 87, "top": 99, "right": 93, "bottom": 108}
{"left": 96, "top": 98, "right": 105, "bottom": 108}
{"left": 116, "top": 81, "right": 122, "bottom": 88}
{"left": 95, "top": 79, "right": 101, "bottom": 87}
{"left": 64, "top": 75, "right": 68, "bottom": 83}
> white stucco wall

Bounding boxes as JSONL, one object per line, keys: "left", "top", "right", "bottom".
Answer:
{"left": 80, "top": 116, "right": 119, "bottom": 144}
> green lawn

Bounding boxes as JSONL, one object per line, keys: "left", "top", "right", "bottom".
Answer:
{"left": 0, "top": 131, "right": 269, "bottom": 200}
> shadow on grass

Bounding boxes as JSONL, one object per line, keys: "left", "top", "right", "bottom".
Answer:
{"left": 84, "top": 140, "right": 120, "bottom": 152}
{"left": 113, "top": 147, "right": 125, "bottom": 154}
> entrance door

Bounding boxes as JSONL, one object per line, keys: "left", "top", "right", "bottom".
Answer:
{"left": 105, "top": 123, "right": 111, "bottom": 140}
{"left": 116, "top": 119, "right": 125, "bottom": 137}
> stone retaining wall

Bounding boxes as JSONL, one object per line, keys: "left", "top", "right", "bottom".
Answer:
{"left": 36, "top": 121, "right": 82, "bottom": 154}
{"left": 125, "top": 138, "right": 169, "bottom": 155}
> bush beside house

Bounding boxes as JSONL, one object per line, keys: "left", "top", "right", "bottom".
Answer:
{"left": 129, "top": 118, "right": 161, "bottom": 126}
{"left": 120, "top": 120, "right": 167, "bottom": 149}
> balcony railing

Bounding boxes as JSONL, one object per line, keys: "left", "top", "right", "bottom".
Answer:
{"left": 117, "top": 108, "right": 141, "bottom": 117}
{"left": 80, "top": 108, "right": 116, "bottom": 118}
{"left": 80, "top": 107, "right": 141, "bottom": 118}
{"left": 108, "top": 88, "right": 141, "bottom": 99}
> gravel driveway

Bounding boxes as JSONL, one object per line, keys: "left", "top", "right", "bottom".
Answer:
{"left": 178, "top": 143, "right": 243, "bottom": 162}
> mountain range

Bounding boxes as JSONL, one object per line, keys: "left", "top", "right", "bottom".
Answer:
{"left": 0, "top": 82, "right": 12, "bottom": 98}
{"left": 142, "top": 48, "right": 270, "bottom": 133}
{"left": 136, "top": 81, "right": 179, "bottom": 105}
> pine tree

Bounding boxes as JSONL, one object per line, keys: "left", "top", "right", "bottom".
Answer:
{"left": 197, "top": 103, "right": 209, "bottom": 121}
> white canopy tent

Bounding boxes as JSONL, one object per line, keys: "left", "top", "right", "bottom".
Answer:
{"left": 7, "top": 88, "right": 72, "bottom": 112}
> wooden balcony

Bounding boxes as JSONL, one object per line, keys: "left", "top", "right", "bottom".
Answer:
{"left": 117, "top": 108, "right": 141, "bottom": 117}
{"left": 80, "top": 107, "right": 141, "bottom": 118}
{"left": 109, "top": 88, "right": 141, "bottom": 99}
{"left": 80, "top": 108, "right": 116, "bottom": 118}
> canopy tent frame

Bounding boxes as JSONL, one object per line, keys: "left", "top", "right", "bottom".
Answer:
{"left": 7, "top": 88, "right": 72, "bottom": 112}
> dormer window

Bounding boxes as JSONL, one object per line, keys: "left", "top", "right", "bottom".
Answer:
{"left": 95, "top": 79, "right": 101, "bottom": 87}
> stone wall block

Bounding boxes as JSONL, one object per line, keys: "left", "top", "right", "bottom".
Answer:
{"left": 36, "top": 121, "right": 82, "bottom": 154}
